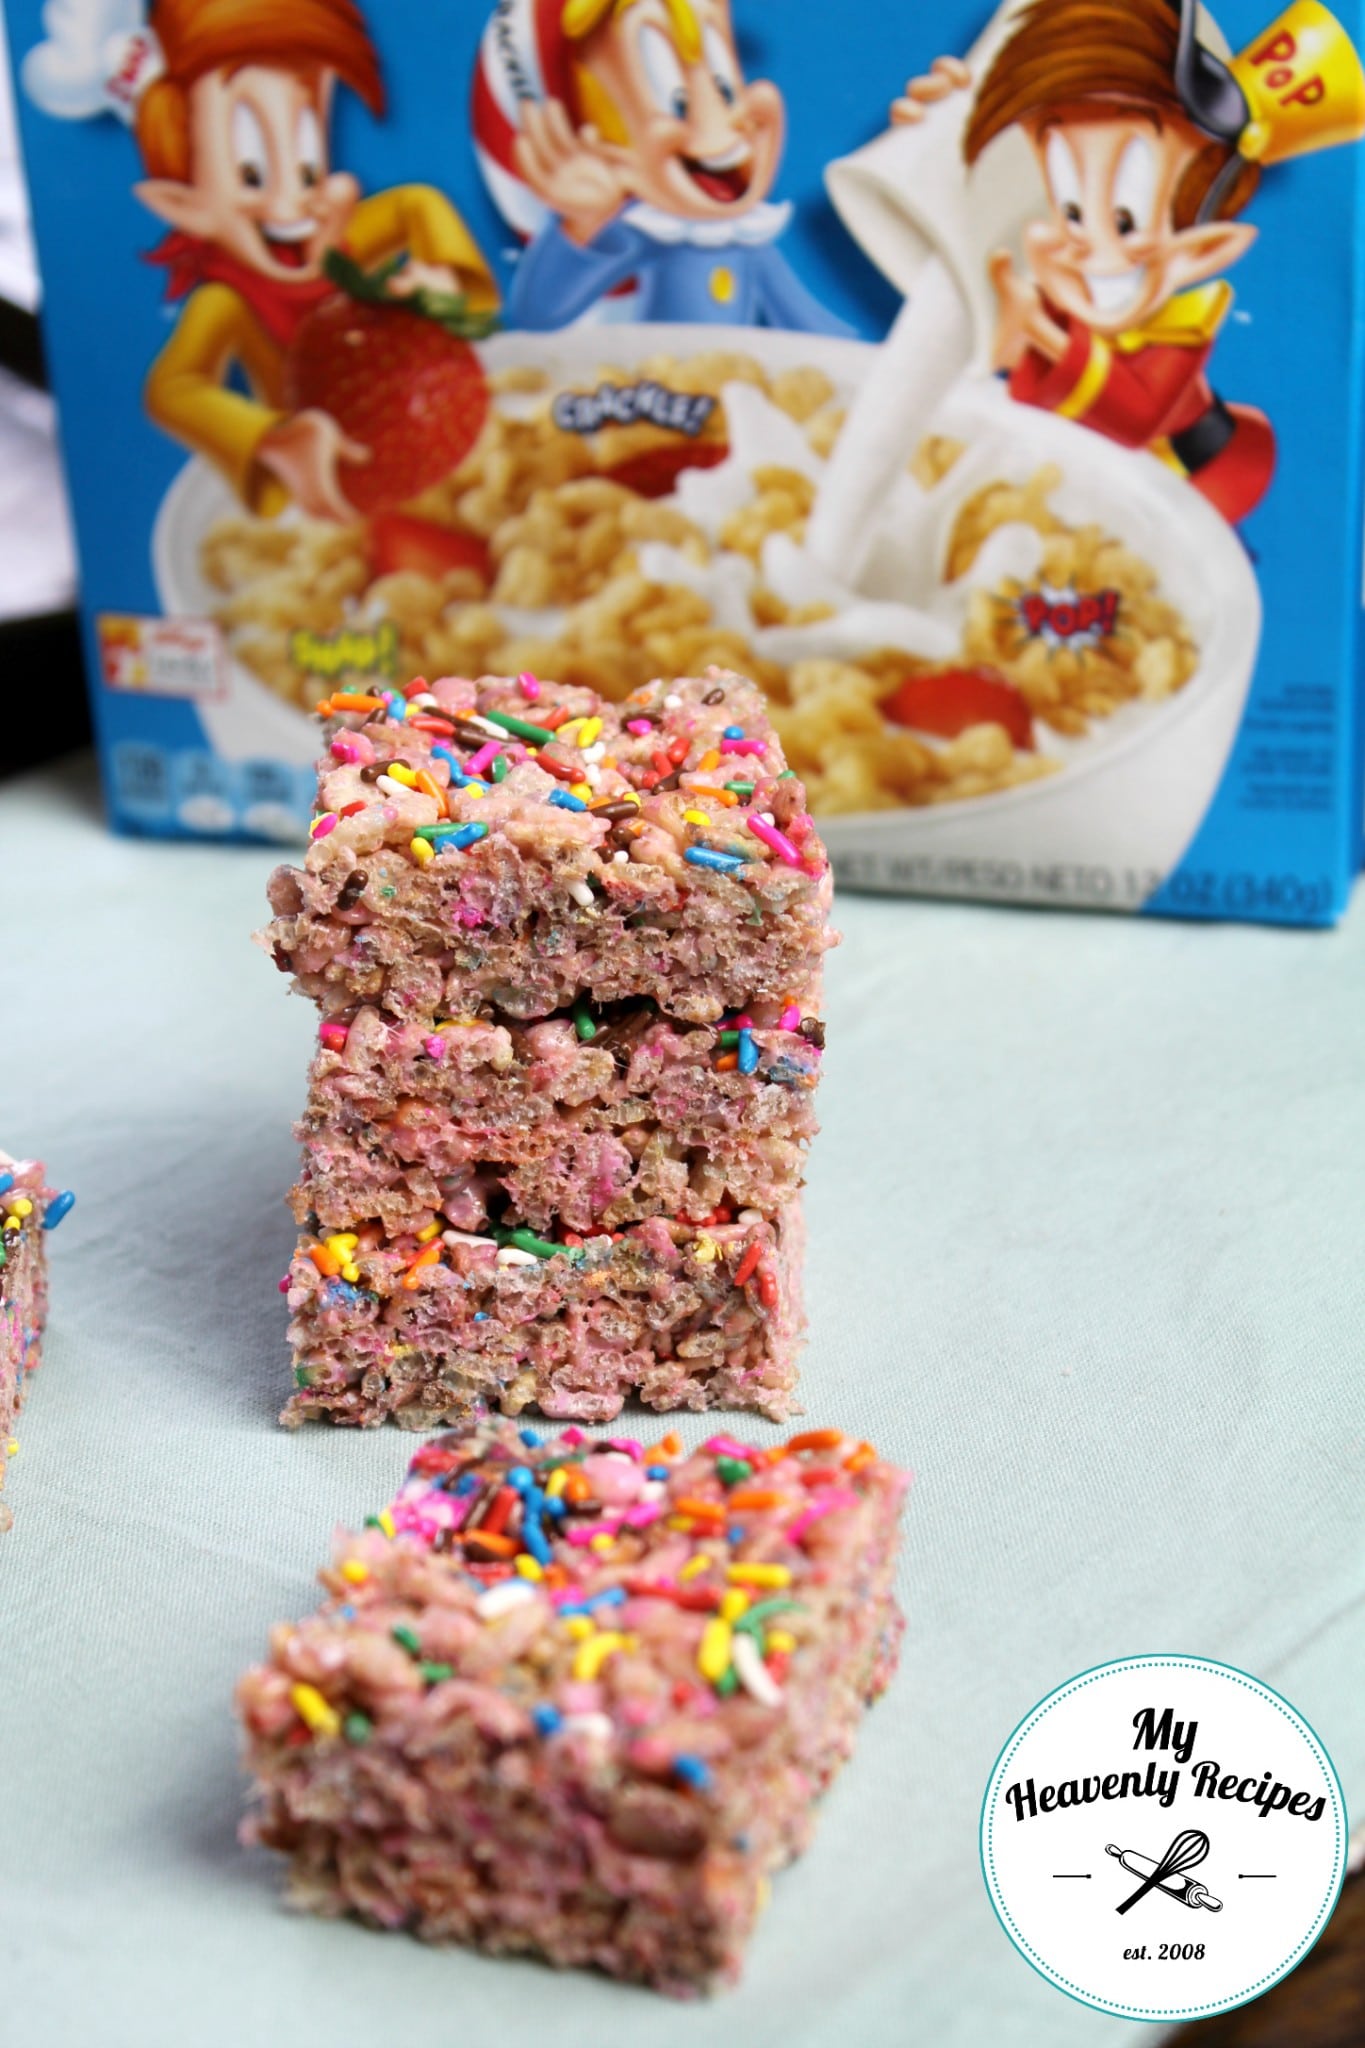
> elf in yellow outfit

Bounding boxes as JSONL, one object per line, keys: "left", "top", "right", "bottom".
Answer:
{"left": 131, "top": 0, "right": 495, "bottom": 521}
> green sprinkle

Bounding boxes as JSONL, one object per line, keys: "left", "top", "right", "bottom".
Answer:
{"left": 392, "top": 1624, "right": 422, "bottom": 1656}
{"left": 572, "top": 999, "right": 597, "bottom": 1042}
{"left": 715, "top": 1664, "right": 740, "bottom": 1697}
{"left": 412, "top": 821, "right": 466, "bottom": 841}
{"left": 723, "top": 780, "right": 755, "bottom": 796}
{"left": 344, "top": 1712, "right": 373, "bottom": 1745}
{"left": 778, "top": 768, "right": 796, "bottom": 779}
{"left": 715, "top": 1456, "right": 752, "bottom": 1488}
{"left": 481, "top": 708, "right": 555, "bottom": 745}
{"left": 363, "top": 1514, "right": 384, "bottom": 1530}
{"left": 490, "top": 753, "right": 510, "bottom": 783}
{"left": 718, "top": 1030, "right": 740, "bottom": 1048}
{"left": 420, "top": 1662, "right": 454, "bottom": 1685}
{"left": 493, "top": 1225, "right": 585, "bottom": 1263}
{"left": 381, "top": 886, "right": 396, "bottom": 899}
{"left": 293, "top": 1366, "right": 310, "bottom": 1389}
{"left": 734, "top": 1597, "right": 801, "bottom": 1637}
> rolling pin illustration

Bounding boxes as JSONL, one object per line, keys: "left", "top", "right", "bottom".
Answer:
{"left": 1106, "top": 1839, "right": 1223, "bottom": 1912}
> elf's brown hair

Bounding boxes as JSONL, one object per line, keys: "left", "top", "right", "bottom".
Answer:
{"left": 136, "top": 0, "right": 385, "bottom": 182}
{"left": 963, "top": 0, "right": 1259, "bottom": 225}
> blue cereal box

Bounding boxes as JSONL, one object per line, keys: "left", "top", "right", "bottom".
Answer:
{"left": 6, "top": 0, "right": 1365, "bottom": 920}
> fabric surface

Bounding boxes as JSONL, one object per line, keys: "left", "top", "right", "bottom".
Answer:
{"left": 2, "top": 757, "right": 1361, "bottom": 2048}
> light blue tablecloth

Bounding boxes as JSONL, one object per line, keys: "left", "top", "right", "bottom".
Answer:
{"left": 3, "top": 758, "right": 1361, "bottom": 2048}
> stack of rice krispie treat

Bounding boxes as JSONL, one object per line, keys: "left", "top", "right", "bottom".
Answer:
{"left": 264, "top": 669, "right": 833, "bottom": 1429}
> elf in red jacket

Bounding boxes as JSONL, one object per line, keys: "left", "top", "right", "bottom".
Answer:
{"left": 894, "top": 0, "right": 1365, "bottom": 523}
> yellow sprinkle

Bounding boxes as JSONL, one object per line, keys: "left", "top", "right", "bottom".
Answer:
{"left": 697, "top": 1617, "right": 733, "bottom": 1684}
{"left": 564, "top": 1616, "right": 595, "bottom": 1641}
{"left": 385, "top": 763, "right": 418, "bottom": 787}
{"left": 339, "top": 1560, "right": 369, "bottom": 1586}
{"left": 410, "top": 836, "right": 435, "bottom": 867}
{"left": 377, "top": 1509, "right": 396, "bottom": 1539}
{"left": 544, "top": 1467, "right": 568, "bottom": 1499}
{"left": 726, "top": 1563, "right": 793, "bottom": 1589}
{"left": 416, "top": 1222, "right": 441, "bottom": 1243}
{"left": 6, "top": 1439, "right": 17, "bottom": 1457}
{"left": 326, "top": 1233, "right": 358, "bottom": 1252}
{"left": 589, "top": 1532, "right": 615, "bottom": 1553}
{"left": 465, "top": 783, "right": 486, "bottom": 798}
{"left": 693, "top": 1235, "right": 718, "bottom": 1264}
{"left": 514, "top": 1554, "right": 543, "bottom": 1580}
{"left": 577, "top": 716, "right": 603, "bottom": 749}
{"left": 679, "top": 1554, "right": 712, "bottom": 1581}
{"left": 757, "top": 1876, "right": 772, "bottom": 1914}
{"left": 766, "top": 1629, "right": 796, "bottom": 1654}
{"left": 719, "top": 1589, "right": 750, "bottom": 1622}
{"left": 572, "top": 1629, "right": 628, "bottom": 1682}
{"left": 570, "top": 783, "right": 593, "bottom": 802}
{"left": 683, "top": 809, "right": 711, "bottom": 828}
{"left": 556, "top": 717, "right": 585, "bottom": 741}
{"left": 3, "top": 1218, "right": 18, "bottom": 1232}
{"left": 11, "top": 1198, "right": 33, "bottom": 1218}
{"left": 666, "top": 1515, "right": 692, "bottom": 1532}
{"left": 290, "top": 1682, "right": 340, "bottom": 1738}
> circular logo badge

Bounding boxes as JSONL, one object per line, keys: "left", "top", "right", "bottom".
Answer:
{"left": 981, "top": 1656, "right": 1347, "bottom": 2023}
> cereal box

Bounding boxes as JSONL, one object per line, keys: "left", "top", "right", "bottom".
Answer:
{"left": 7, "top": 0, "right": 1365, "bottom": 921}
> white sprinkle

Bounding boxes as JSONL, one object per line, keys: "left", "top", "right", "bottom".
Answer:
{"left": 408, "top": 693, "right": 438, "bottom": 709}
{"left": 583, "top": 764, "right": 603, "bottom": 789}
{"left": 612, "top": 850, "right": 629, "bottom": 865}
{"left": 476, "top": 1580, "right": 538, "bottom": 1620}
{"left": 638, "top": 1480, "right": 666, "bottom": 1502}
{"left": 732, "top": 1629, "right": 784, "bottom": 1708}
{"left": 737, "top": 1208, "right": 763, "bottom": 1225}
{"left": 496, "top": 1247, "right": 539, "bottom": 1267}
{"left": 561, "top": 1712, "right": 615, "bottom": 1743}
{"left": 757, "top": 812, "right": 774, "bottom": 825}
{"left": 568, "top": 879, "right": 595, "bottom": 909}
{"left": 581, "top": 742, "right": 606, "bottom": 765}
{"left": 442, "top": 1229, "right": 497, "bottom": 1249}
{"left": 376, "top": 775, "right": 411, "bottom": 800}
{"left": 465, "top": 714, "right": 507, "bottom": 738}
{"left": 664, "top": 693, "right": 681, "bottom": 707}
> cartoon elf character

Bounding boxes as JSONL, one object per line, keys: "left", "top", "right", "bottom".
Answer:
{"left": 23, "top": 0, "right": 496, "bottom": 521}
{"left": 472, "top": 0, "right": 849, "bottom": 333}
{"left": 893, "top": 0, "right": 1365, "bottom": 522}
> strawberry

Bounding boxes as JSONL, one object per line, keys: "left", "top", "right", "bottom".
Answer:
{"left": 288, "top": 251, "right": 496, "bottom": 517}
{"left": 601, "top": 439, "right": 729, "bottom": 500}
{"left": 880, "top": 668, "right": 1035, "bottom": 750}
{"left": 368, "top": 511, "right": 491, "bottom": 585}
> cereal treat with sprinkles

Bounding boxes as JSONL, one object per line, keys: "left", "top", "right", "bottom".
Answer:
{"left": 265, "top": 669, "right": 832, "bottom": 1427}
{"left": 0, "top": 1151, "right": 74, "bottom": 1531}
{"left": 236, "top": 1419, "right": 908, "bottom": 1995}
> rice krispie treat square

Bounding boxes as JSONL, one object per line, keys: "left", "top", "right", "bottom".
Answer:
{"left": 0, "top": 1151, "right": 73, "bottom": 1531}
{"left": 237, "top": 1418, "right": 908, "bottom": 1994}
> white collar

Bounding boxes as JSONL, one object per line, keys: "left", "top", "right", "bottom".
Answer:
{"left": 620, "top": 200, "right": 792, "bottom": 248}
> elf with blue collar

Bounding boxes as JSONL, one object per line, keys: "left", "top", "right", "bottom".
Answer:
{"left": 501, "top": 0, "right": 850, "bottom": 333}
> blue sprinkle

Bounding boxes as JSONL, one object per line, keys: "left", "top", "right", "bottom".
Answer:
{"left": 558, "top": 1585, "right": 629, "bottom": 1619}
{"left": 518, "top": 1427, "right": 542, "bottom": 1446}
{"left": 548, "top": 788, "right": 586, "bottom": 811}
{"left": 737, "top": 1029, "right": 758, "bottom": 1076}
{"left": 533, "top": 1704, "right": 564, "bottom": 1737}
{"left": 43, "top": 1190, "right": 76, "bottom": 1231}
{"left": 672, "top": 1754, "right": 712, "bottom": 1791}
{"left": 728, "top": 1524, "right": 745, "bottom": 1544}
{"left": 0, "top": 1173, "right": 13, "bottom": 1196}
{"left": 543, "top": 1495, "right": 568, "bottom": 1520}
{"left": 645, "top": 1465, "right": 670, "bottom": 1481}
{"left": 454, "top": 1472, "right": 480, "bottom": 1497}
{"left": 684, "top": 846, "right": 747, "bottom": 874}
{"left": 521, "top": 1518, "right": 552, "bottom": 1566}
{"left": 473, "top": 1311, "right": 488, "bottom": 1322}
{"left": 338, "top": 1604, "right": 356, "bottom": 1622}
{"left": 438, "top": 821, "right": 490, "bottom": 852}
{"left": 507, "top": 1465, "right": 534, "bottom": 1491}
{"left": 722, "top": 725, "right": 744, "bottom": 739}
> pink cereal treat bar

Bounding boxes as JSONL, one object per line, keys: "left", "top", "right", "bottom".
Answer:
{"left": 0, "top": 1151, "right": 74, "bottom": 1530}
{"left": 236, "top": 1418, "right": 908, "bottom": 1995}
{"left": 265, "top": 670, "right": 832, "bottom": 1427}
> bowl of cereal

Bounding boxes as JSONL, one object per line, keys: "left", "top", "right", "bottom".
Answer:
{"left": 154, "top": 318, "right": 1258, "bottom": 895}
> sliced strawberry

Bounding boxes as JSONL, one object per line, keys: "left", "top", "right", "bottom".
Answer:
{"left": 601, "top": 440, "right": 730, "bottom": 500}
{"left": 368, "top": 511, "right": 491, "bottom": 584}
{"left": 880, "top": 668, "right": 1035, "bottom": 751}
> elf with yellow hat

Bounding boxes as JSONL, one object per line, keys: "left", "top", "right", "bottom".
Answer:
{"left": 894, "top": 0, "right": 1365, "bottom": 521}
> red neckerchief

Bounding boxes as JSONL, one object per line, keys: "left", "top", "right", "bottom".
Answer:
{"left": 146, "top": 231, "right": 338, "bottom": 349}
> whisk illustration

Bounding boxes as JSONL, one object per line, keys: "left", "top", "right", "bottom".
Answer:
{"left": 1106, "top": 1831, "right": 1223, "bottom": 1913}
